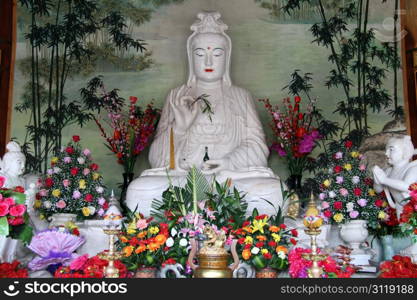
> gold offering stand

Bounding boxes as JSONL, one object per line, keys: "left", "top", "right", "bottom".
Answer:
{"left": 302, "top": 194, "right": 327, "bottom": 278}
{"left": 98, "top": 228, "right": 123, "bottom": 278}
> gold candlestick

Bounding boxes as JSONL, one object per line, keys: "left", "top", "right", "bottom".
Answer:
{"left": 99, "top": 228, "right": 122, "bottom": 278}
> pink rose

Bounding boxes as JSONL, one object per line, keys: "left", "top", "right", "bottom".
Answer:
{"left": 0, "top": 203, "right": 9, "bottom": 217}
{"left": 319, "top": 193, "right": 327, "bottom": 200}
{"left": 98, "top": 197, "right": 106, "bottom": 206}
{"left": 359, "top": 164, "right": 366, "bottom": 171}
{"left": 335, "top": 152, "right": 343, "bottom": 159}
{"left": 97, "top": 208, "right": 105, "bottom": 216}
{"left": 0, "top": 194, "right": 2, "bottom": 201}
{"left": 136, "top": 219, "right": 148, "bottom": 230}
{"left": 83, "top": 168, "right": 90, "bottom": 176}
{"left": 83, "top": 149, "right": 91, "bottom": 156}
{"left": 63, "top": 179, "right": 70, "bottom": 188}
{"left": 63, "top": 157, "right": 72, "bottom": 164}
{"left": 70, "top": 254, "right": 89, "bottom": 271}
{"left": 73, "top": 190, "right": 81, "bottom": 199}
{"left": 339, "top": 188, "right": 349, "bottom": 197}
{"left": 349, "top": 210, "right": 359, "bottom": 219}
{"left": 4, "top": 197, "right": 15, "bottom": 206}
{"left": 336, "top": 176, "right": 344, "bottom": 184}
{"left": 321, "top": 201, "right": 330, "bottom": 209}
{"left": 357, "top": 198, "right": 367, "bottom": 207}
{"left": 0, "top": 176, "right": 5, "bottom": 188}
{"left": 56, "top": 200, "right": 67, "bottom": 209}
{"left": 39, "top": 189, "right": 48, "bottom": 197}
{"left": 8, "top": 217, "right": 24, "bottom": 226}
{"left": 9, "top": 204, "right": 26, "bottom": 217}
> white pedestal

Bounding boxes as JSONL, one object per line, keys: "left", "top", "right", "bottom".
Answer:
{"left": 76, "top": 220, "right": 110, "bottom": 257}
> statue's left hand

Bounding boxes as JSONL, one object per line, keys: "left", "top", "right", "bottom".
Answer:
{"left": 202, "top": 159, "right": 231, "bottom": 174}
{"left": 373, "top": 165, "right": 387, "bottom": 185}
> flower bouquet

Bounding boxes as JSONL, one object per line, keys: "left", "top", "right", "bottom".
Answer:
{"left": 0, "top": 260, "right": 28, "bottom": 278}
{"left": 315, "top": 141, "right": 384, "bottom": 229}
{"left": 399, "top": 184, "right": 417, "bottom": 242}
{"left": 36, "top": 136, "right": 109, "bottom": 221}
{"left": 232, "top": 210, "right": 298, "bottom": 272}
{"left": 0, "top": 176, "right": 33, "bottom": 244}
{"left": 54, "top": 254, "right": 128, "bottom": 278}
{"left": 379, "top": 255, "right": 417, "bottom": 278}
{"left": 260, "top": 96, "right": 321, "bottom": 179}
{"left": 289, "top": 247, "right": 356, "bottom": 278}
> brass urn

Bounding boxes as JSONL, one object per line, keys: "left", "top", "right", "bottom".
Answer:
{"left": 188, "top": 226, "right": 239, "bottom": 278}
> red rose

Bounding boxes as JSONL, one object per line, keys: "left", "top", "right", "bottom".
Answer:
{"left": 268, "top": 241, "right": 277, "bottom": 247}
{"left": 353, "top": 188, "right": 362, "bottom": 196}
{"left": 70, "top": 168, "right": 78, "bottom": 176}
{"left": 375, "top": 199, "right": 384, "bottom": 207}
{"left": 334, "top": 201, "right": 343, "bottom": 210}
{"left": 344, "top": 140, "right": 353, "bottom": 148}
{"left": 129, "top": 96, "right": 138, "bottom": 104}
{"left": 323, "top": 210, "right": 332, "bottom": 218}
{"left": 364, "top": 178, "right": 373, "bottom": 186}
{"left": 255, "top": 242, "right": 264, "bottom": 248}
{"left": 85, "top": 194, "right": 93, "bottom": 202}
{"left": 334, "top": 165, "right": 342, "bottom": 173}
{"left": 72, "top": 135, "right": 80, "bottom": 142}
{"left": 103, "top": 202, "right": 109, "bottom": 210}
{"left": 243, "top": 244, "right": 251, "bottom": 250}
{"left": 66, "top": 147, "right": 74, "bottom": 155}
{"left": 72, "top": 228, "right": 80, "bottom": 236}
{"left": 8, "top": 217, "right": 24, "bottom": 226}
{"left": 13, "top": 186, "right": 25, "bottom": 193}
{"left": 255, "top": 214, "right": 268, "bottom": 220}
{"left": 263, "top": 253, "right": 272, "bottom": 260}
{"left": 291, "top": 229, "right": 298, "bottom": 237}
{"left": 45, "top": 178, "right": 54, "bottom": 188}
{"left": 294, "top": 96, "right": 301, "bottom": 103}
{"left": 290, "top": 238, "right": 297, "bottom": 245}
{"left": 90, "top": 163, "right": 99, "bottom": 171}
{"left": 238, "top": 238, "right": 245, "bottom": 245}
{"left": 279, "top": 224, "right": 287, "bottom": 229}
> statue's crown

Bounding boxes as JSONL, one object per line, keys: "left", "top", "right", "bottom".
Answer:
{"left": 191, "top": 11, "right": 228, "bottom": 34}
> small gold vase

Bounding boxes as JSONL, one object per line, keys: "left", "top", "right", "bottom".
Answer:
{"left": 134, "top": 267, "right": 157, "bottom": 278}
{"left": 255, "top": 267, "right": 279, "bottom": 278}
{"left": 193, "top": 253, "right": 233, "bottom": 278}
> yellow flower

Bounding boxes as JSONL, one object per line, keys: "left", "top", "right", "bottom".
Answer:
{"left": 251, "top": 218, "right": 268, "bottom": 234}
{"left": 149, "top": 226, "right": 159, "bottom": 235}
{"left": 271, "top": 233, "right": 281, "bottom": 242}
{"left": 92, "top": 173, "right": 100, "bottom": 180}
{"left": 261, "top": 249, "right": 269, "bottom": 254}
{"left": 344, "top": 163, "right": 352, "bottom": 171}
{"left": 40, "top": 214, "right": 45, "bottom": 220}
{"left": 123, "top": 246, "right": 134, "bottom": 257}
{"left": 34, "top": 200, "right": 42, "bottom": 209}
{"left": 52, "top": 189, "right": 61, "bottom": 198}
{"left": 127, "top": 222, "right": 137, "bottom": 235}
{"left": 51, "top": 157, "right": 59, "bottom": 164}
{"left": 244, "top": 236, "right": 253, "bottom": 245}
{"left": 350, "top": 151, "right": 360, "bottom": 158}
{"left": 378, "top": 211, "right": 386, "bottom": 220}
{"left": 368, "top": 189, "right": 376, "bottom": 196}
{"left": 323, "top": 179, "right": 331, "bottom": 188}
{"left": 269, "top": 226, "right": 280, "bottom": 233}
{"left": 82, "top": 207, "right": 91, "bottom": 217}
{"left": 65, "top": 221, "right": 77, "bottom": 230}
{"left": 382, "top": 201, "right": 388, "bottom": 208}
{"left": 333, "top": 213, "right": 344, "bottom": 223}
{"left": 79, "top": 179, "right": 86, "bottom": 189}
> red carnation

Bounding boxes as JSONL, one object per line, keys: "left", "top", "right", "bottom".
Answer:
{"left": 344, "top": 140, "right": 353, "bottom": 148}
{"left": 353, "top": 188, "right": 362, "bottom": 196}
{"left": 255, "top": 242, "right": 264, "bottom": 248}
{"left": 255, "top": 214, "right": 268, "bottom": 220}
{"left": 290, "top": 238, "right": 297, "bottom": 245}
{"left": 334, "top": 201, "right": 343, "bottom": 210}
{"left": 45, "top": 178, "right": 54, "bottom": 188}
{"left": 70, "top": 168, "right": 78, "bottom": 176}
{"left": 291, "top": 229, "right": 298, "bottom": 237}
{"left": 72, "top": 135, "right": 80, "bottom": 142}
{"left": 90, "top": 163, "right": 99, "bottom": 171}
{"left": 102, "top": 202, "right": 109, "bottom": 210}
{"left": 85, "top": 194, "right": 93, "bottom": 202}
{"left": 66, "top": 146, "right": 74, "bottom": 155}
{"left": 263, "top": 253, "right": 272, "bottom": 260}
{"left": 238, "top": 238, "right": 245, "bottom": 245}
{"left": 242, "top": 221, "right": 251, "bottom": 227}
{"left": 244, "top": 244, "right": 251, "bottom": 250}
{"left": 323, "top": 210, "right": 332, "bottom": 218}
{"left": 375, "top": 199, "right": 384, "bottom": 207}
{"left": 279, "top": 224, "right": 287, "bottom": 229}
{"left": 13, "top": 186, "right": 25, "bottom": 193}
{"left": 268, "top": 241, "right": 277, "bottom": 247}
{"left": 72, "top": 228, "right": 80, "bottom": 236}
{"left": 334, "top": 165, "right": 342, "bottom": 173}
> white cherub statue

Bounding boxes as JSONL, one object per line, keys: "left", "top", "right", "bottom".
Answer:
{"left": 372, "top": 135, "right": 417, "bottom": 219}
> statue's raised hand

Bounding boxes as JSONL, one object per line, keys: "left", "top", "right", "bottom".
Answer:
{"left": 170, "top": 86, "right": 199, "bottom": 134}
{"left": 372, "top": 165, "right": 387, "bottom": 185}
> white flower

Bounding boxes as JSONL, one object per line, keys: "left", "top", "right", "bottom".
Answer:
{"left": 179, "top": 238, "right": 188, "bottom": 247}
{"left": 77, "top": 157, "right": 85, "bottom": 165}
{"left": 251, "top": 247, "right": 260, "bottom": 255}
{"left": 43, "top": 201, "right": 52, "bottom": 209}
{"left": 352, "top": 176, "right": 360, "bottom": 184}
{"left": 58, "top": 227, "right": 66, "bottom": 233}
{"left": 87, "top": 206, "right": 96, "bottom": 215}
{"left": 96, "top": 186, "right": 104, "bottom": 194}
{"left": 329, "top": 191, "right": 336, "bottom": 198}
{"left": 277, "top": 251, "right": 287, "bottom": 259}
{"left": 166, "top": 237, "right": 175, "bottom": 247}
{"left": 171, "top": 228, "right": 178, "bottom": 237}
{"left": 53, "top": 167, "right": 61, "bottom": 174}
{"left": 346, "top": 202, "right": 354, "bottom": 212}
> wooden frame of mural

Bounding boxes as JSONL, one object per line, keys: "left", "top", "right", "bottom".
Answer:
{"left": 0, "top": 0, "right": 16, "bottom": 157}
{"left": 401, "top": 0, "right": 417, "bottom": 146}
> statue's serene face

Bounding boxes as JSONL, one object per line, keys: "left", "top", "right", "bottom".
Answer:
{"left": 191, "top": 33, "right": 227, "bottom": 83}
{"left": 385, "top": 142, "right": 405, "bottom": 165}
{"left": 6, "top": 156, "right": 25, "bottom": 176}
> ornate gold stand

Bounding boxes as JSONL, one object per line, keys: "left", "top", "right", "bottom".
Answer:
{"left": 98, "top": 229, "right": 122, "bottom": 278}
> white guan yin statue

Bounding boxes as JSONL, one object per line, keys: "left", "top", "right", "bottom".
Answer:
{"left": 0, "top": 142, "right": 47, "bottom": 262}
{"left": 126, "top": 12, "right": 284, "bottom": 217}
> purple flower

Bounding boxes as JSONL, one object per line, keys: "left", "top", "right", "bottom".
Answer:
{"left": 299, "top": 135, "right": 314, "bottom": 154}
{"left": 271, "top": 143, "right": 287, "bottom": 157}
{"left": 357, "top": 198, "right": 367, "bottom": 207}
{"left": 73, "top": 190, "right": 81, "bottom": 199}
{"left": 335, "top": 152, "right": 343, "bottom": 159}
{"left": 349, "top": 210, "right": 359, "bottom": 219}
{"left": 63, "top": 157, "right": 72, "bottom": 163}
{"left": 319, "top": 193, "right": 327, "bottom": 200}
{"left": 336, "top": 176, "right": 344, "bottom": 184}
{"left": 97, "top": 209, "right": 105, "bottom": 216}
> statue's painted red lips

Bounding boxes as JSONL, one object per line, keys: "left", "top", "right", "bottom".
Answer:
{"left": 205, "top": 68, "right": 214, "bottom": 72}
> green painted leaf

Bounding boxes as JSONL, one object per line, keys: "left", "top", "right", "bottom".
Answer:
{"left": 0, "top": 217, "right": 9, "bottom": 236}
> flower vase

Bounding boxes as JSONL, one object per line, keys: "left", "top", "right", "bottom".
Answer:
{"left": 287, "top": 174, "right": 302, "bottom": 191}
{"left": 121, "top": 172, "right": 134, "bottom": 204}
{"left": 48, "top": 213, "right": 77, "bottom": 228}
{"left": 255, "top": 267, "right": 279, "bottom": 278}
{"left": 134, "top": 266, "right": 158, "bottom": 278}
{"left": 380, "top": 235, "right": 395, "bottom": 261}
{"left": 286, "top": 174, "right": 302, "bottom": 218}
{"left": 339, "top": 220, "right": 369, "bottom": 254}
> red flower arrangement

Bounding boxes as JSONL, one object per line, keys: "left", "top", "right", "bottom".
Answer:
{"left": 379, "top": 255, "right": 417, "bottom": 278}
{"left": 54, "top": 255, "right": 128, "bottom": 278}
{"left": 399, "top": 184, "right": 417, "bottom": 242}
{"left": 0, "top": 261, "right": 28, "bottom": 278}
{"left": 260, "top": 96, "right": 320, "bottom": 176}
{"left": 94, "top": 94, "right": 160, "bottom": 174}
